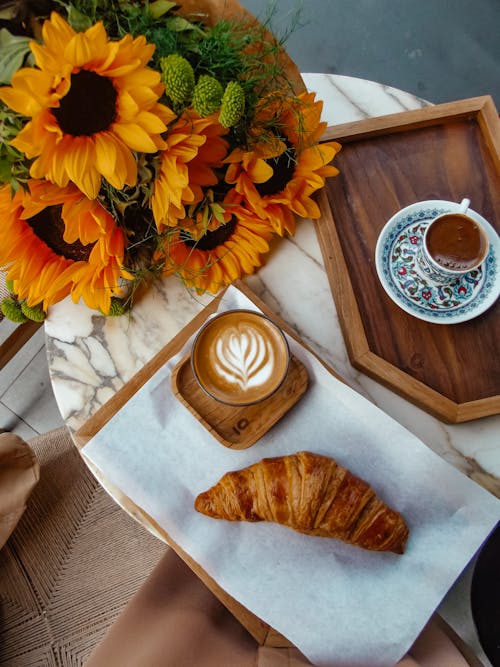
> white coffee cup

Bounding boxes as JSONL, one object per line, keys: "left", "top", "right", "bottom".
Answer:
{"left": 417, "top": 198, "right": 490, "bottom": 282}
{"left": 191, "top": 310, "right": 290, "bottom": 406}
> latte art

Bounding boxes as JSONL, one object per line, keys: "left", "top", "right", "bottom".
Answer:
{"left": 213, "top": 326, "right": 274, "bottom": 391}
{"left": 191, "top": 309, "right": 290, "bottom": 406}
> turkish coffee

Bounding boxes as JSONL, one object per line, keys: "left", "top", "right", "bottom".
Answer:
{"left": 425, "top": 213, "right": 489, "bottom": 272}
{"left": 191, "top": 310, "right": 290, "bottom": 406}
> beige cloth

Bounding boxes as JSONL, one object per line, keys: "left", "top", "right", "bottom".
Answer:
{"left": 0, "top": 432, "right": 39, "bottom": 548}
{"left": 86, "top": 549, "right": 473, "bottom": 667}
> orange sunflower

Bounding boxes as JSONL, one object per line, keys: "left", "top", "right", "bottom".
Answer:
{"left": 151, "top": 111, "right": 229, "bottom": 233}
{"left": 157, "top": 207, "right": 273, "bottom": 294}
{"left": 0, "top": 12, "right": 174, "bottom": 199}
{"left": 0, "top": 181, "right": 131, "bottom": 314}
{"left": 20, "top": 179, "right": 114, "bottom": 245}
{"left": 224, "top": 91, "right": 341, "bottom": 236}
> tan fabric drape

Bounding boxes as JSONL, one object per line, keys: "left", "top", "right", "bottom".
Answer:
{"left": 0, "top": 432, "right": 39, "bottom": 548}
{"left": 86, "top": 549, "right": 473, "bottom": 667}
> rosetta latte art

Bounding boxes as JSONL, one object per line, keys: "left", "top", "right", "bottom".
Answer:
{"left": 213, "top": 325, "right": 274, "bottom": 390}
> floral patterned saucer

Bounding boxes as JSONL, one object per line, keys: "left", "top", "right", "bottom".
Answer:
{"left": 375, "top": 200, "right": 500, "bottom": 324}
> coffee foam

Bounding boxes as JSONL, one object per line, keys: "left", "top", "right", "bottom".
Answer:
{"left": 213, "top": 326, "right": 274, "bottom": 391}
{"left": 192, "top": 310, "right": 289, "bottom": 405}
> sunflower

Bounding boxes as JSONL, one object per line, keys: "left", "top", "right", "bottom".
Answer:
{"left": 0, "top": 181, "right": 131, "bottom": 314}
{"left": 151, "top": 111, "right": 229, "bottom": 232}
{"left": 224, "top": 91, "right": 341, "bottom": 235}
{"left": 0, "top": 12, "right": 175, "bottom": 199}
{"left": 20, "top": 179, "right": 114, "bottom": 245}
{"left": 157, "top": 207, "right": 273, "bottom": 294}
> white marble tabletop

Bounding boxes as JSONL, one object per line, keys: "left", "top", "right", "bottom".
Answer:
{"left": 43, "top": 73, "right": 498, "bottom": 664}
{"left": 44, "top": 73, "right": 500, "bottom": 495}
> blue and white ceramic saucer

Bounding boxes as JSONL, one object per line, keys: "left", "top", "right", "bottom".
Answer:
{"left": 375, "top": 200, "right": 500, "bottom": 324}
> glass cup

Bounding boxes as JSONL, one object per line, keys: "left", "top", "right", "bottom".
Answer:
{"left": 191, "top": 309, "right": 290, "bottom": 406}
{"left": 417, "top": 198, "right": 490, "bottom": 283}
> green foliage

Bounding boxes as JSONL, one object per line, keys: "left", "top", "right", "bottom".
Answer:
{"left": 148, "top": 0, "right": 177, "bottom": 20}
{"left": 0, "top": 102, "right": 31, "bottom": 190}
{"left": 62, "top": 0, "right": 205, "bottom": 68}
{"left": 66, "top": 4, "right": 94, "bottom": 31}
{"left": 192, "top": 75, "right": 223, "bottom": 117}
{"left": 20, "top": 301, "right": 47, "bottom": 321}
{"left": 0, "top": 286, "right": 46, "bottom": 323}
{"left": 106, "top": 297, "right": 128, "bottom": 316}
{"left": 219, "top": 81, "right": 245, "bottom": 128}
{"left": 160, "top": 54, "right": 195, "bottom": 107}
{"left": 1, "top": 297, "right": 27, "bottom": 322}
{"left": 0, "top": 29, "right": 33, "bottom": 84}
{"left": 189, "top": 14, "right": 300, "bottom": 130}
{"left": 193, "top": 19, "right": 248, "bottom": 83}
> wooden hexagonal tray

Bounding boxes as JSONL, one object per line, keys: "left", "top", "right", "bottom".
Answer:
{"left": 316, "top": 96, "right": 500, "bottom": 423}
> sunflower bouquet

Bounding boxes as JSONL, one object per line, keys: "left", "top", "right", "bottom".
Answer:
{"left": 0, "top": 0, "right": 340, "bottom": 321}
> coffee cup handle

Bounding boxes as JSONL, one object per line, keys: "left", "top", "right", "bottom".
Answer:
{"left": 458, "top": 198, "right": 470, "bottom": 214}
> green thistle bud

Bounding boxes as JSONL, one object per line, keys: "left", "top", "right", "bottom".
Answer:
{"left": 218, "top": 81, "right": 245, "bottom": 128}
{"left": 20, "top": 301, "right": 46, "bottom": 322}
{"left": 192, "top": 75, "right": 224, "bottom": 117}
{"left": 1, "top": 297, "right": 27, "bottom": 323}
{"left": 5, "top": 279, "right": 14, "bottom": 292}
{"left": 160, "top": 54, "right": 195, "bottom": 106}
{"left": 107, "top": 298, "right": 128, "bottom": 317}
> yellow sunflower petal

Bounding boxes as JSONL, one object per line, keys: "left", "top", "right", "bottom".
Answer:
{"left": 64, "top": 31, "right": 98, "bottom": 67}
{"left": 42, "top": 11, "right": 75, "bottom": 49}
{"left": 0, "top": 68, "right": 53, "bottom": 115}
{"left": 94, "top": 132, "right": 117, "bottom": 181}
{"left": 111, "top": 122, "right": 158, "bottom": 153}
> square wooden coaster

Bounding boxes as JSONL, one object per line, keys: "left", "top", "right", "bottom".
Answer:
{"left": 171, "top": 353, "right": 308, "bottom": 449}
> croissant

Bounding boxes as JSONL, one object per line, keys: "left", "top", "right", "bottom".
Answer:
{"left": 195, "top": 451, "right": 409, "bottom": 554}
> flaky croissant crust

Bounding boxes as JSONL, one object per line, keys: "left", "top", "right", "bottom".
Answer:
{"left": 195, "top": 451, "right": 409, "bottom": 554}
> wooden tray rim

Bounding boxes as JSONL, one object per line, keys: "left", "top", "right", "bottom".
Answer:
{"left": 322, "top": 95, "right": 500, "bottom": 160}
{"left": 317, "top": 95, "right": 500, "bottom": 423}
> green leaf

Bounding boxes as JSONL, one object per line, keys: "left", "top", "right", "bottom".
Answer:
{"left": 202, "top": 205, "right": 209, "bottom": 225}
{"left": 211, "top": 203, "right": 226, "bottom": 223}
{"left": 0, "top": 5, "right": 16, "bottom": 20}
{"left": 148, "top": 0, "right": 177, "bottom": 20}
{"left": 165, "top": 16, "right": 204, "bottom": 34}
{"left": 0, "top": 29, "right": 32, "bottom": 84}
{"left": 0, "top": 160, "right": 11, "bottom": 183}
{"left": 67, "top": 5, "right": 93, "bottom": 32}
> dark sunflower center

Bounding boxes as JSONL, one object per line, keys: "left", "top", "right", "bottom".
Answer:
{"left": 182, "top": 218, "right": 237, "bottom": 251}
{"left": 26, "top": 205, "right": 93, "bottom": 262}
{"left": 255, "top": 137, "right": 296, "bottom": 197}
{"left": 52, "top": 70, "right": 117, "bottom": 136}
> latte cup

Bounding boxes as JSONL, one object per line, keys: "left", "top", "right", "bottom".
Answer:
{"left": 191, "top": 309, "right": 290, "bottom": 406}
{"left": 417, "top": 198, "right": 490, "bottom": 282}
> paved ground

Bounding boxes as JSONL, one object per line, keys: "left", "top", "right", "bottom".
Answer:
{"left": 243, "top": 0, "right": 500, "bottom": 107}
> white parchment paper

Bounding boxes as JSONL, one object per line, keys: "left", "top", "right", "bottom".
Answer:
{"left": 82, "top": 285, "right": 500, "bottom": 667}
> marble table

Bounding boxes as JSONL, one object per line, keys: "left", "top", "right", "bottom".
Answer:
{"left": 44, "top": 74, "right": 499, "bottom": 664}
{"left": 45, "top": 73, "right": 500, "bottom": 491}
